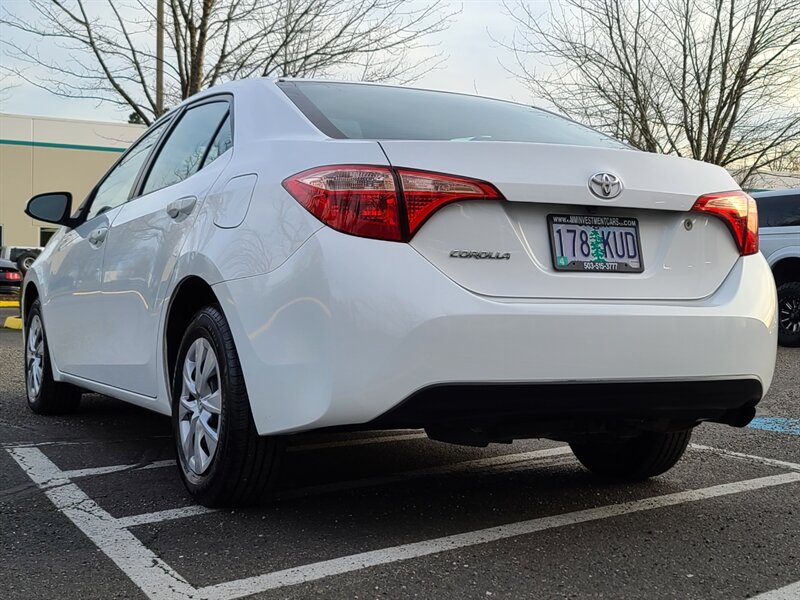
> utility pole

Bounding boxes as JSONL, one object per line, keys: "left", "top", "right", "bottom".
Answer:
{"left": 156, "top": 0, "right": 164, "bottom": 116}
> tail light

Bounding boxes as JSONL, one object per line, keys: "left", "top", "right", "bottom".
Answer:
{"left": 691, "top": 191, "right": 759, "bottom": 255}
{"left": 2, "top": 271, "right": 21, "bottom": 281}
{"left": 283, "top": 165, "right": 502, "bottom": 242}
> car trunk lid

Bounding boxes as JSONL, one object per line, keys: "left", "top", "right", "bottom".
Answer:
{"left": 379, "top": 141, "right": 742, "bottom": 301}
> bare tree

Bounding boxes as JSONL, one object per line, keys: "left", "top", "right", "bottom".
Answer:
{"left": 0, "top": 0, "right": 455, "bottom": 125}
{"left": 502, "top": 0, "right": 800, "bottom": 184}
{"left": 0, "top": 70, "right": 18, "bottom": 104}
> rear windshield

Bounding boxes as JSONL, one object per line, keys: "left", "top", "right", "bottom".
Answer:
{"left": 278, "top": 81, "right": 628, "bottom": 149}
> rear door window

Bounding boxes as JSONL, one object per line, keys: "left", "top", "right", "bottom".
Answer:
{"left": 202, "top": 114, "right": 233, "bottom": 168}
{"left": 142, "top": 101, "right": 230, "bottom": 195}
{"left": 86, "top": 120, "right": 169, "bottom": 220}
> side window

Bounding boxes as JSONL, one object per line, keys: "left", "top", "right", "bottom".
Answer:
{"left": 757, "top": 196, "right": 800, "bottom": 228}
{"left": 142, "top": 101, "right": 229, "bottom": 195}
{"left": 756, "top": 197, "right": 778, "bottom": 228}
{"left": 85, "top": 120, "right": 169, "bottom": 221}
{"left": 202, "top": 114, "right": 232, "bottom": 168}
{"left": 785, "top": 195, "right": 800, "bottom": 227}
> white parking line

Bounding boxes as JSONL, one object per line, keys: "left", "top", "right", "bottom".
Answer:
{"left": 8, "top": 441, "right": 800, "bottom": 600}
{"left": 117, "top": 505, "right": 217, "bottom": 529}
{"left": 750, "top": 580, "right": 800, "bottom": 599}
{"left": 198, "top": 472, "right": 800, "bottom": 600}
{"left": 690, "top": 444, "right": 800, "bottom": 472}
{"left": 7, "top": 446, "right": 197, "bottom": 600}
{"left": 1, "top": 435, "right": 172, "bottom": 449}
{"left": 12, "top": 432, "right": 430, "bottom": 480}
{"left": 62, "top": 459, "right": 176, "bottom": 480}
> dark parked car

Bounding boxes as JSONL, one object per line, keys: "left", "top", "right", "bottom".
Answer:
{"left": 0, "top": 258, "right": 23, "bottom": 296}
{"left": 752, "top": 188, "right": 800, "bottom": 346}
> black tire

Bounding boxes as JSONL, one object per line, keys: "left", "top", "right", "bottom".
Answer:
{"left": 172, "top": 305, "right": 282, "bottom": 507}
{"left": 16, "top": 251, "right": 39, "bottom": 274}
{"left": 777, "top": 281, "right": 800, "bottom": 347}
{"left": 570, "top": 429, "right": 691, "bottom": 480}
{"left": 24, "top": 299, "right": 81, "bottom": 415}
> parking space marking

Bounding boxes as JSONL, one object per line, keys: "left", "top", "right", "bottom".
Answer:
{"left": 117, "top": 505, "right": 217, "bottom": 529}
{"left": 0, "top": 435, "right": 172, "bottom": 449}
{"left": 8, "top": 439, "right": 800, "bottom": 600}
{"left": 748, "top": 417, "right": 800, "bottom": 436}
{"left": 198, "top": 472, "right": 800, "bottom": 600}
{"left": 691, "top": 444, "right": 800, "bottom": 472}
{"left": 5, "top": 432, "right": 429, "bottom": 477}
{"left": 7, "top": 446, "right": 197, "bottom": 600}
{"left": 750, "top": 580, "right": 800, "bottom": 599}
{"left": 63, "top": 459, "right": 177, "bottom": 480}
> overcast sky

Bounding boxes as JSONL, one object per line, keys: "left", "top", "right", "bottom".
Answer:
{"left": 0, "top": 0, "right": 537, "bottom": 123}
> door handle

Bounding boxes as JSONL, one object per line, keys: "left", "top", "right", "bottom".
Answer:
{"left": 166, "top": 201, "right": 181, "bottom": 218}
{"left": 179, "top": 196, "right": 197, "bottom": 215}
{"left": 87, "top": 226, "right": 108, "bottom": 246}
{"left": 166, "top": 196, "right": 197, "bottom": 219}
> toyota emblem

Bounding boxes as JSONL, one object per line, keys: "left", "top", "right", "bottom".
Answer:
{"left": 589, "top": 172, "right": 623, "bottom": 199}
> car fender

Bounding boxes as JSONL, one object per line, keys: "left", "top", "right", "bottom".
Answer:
{"left": 764, "top": 244, "right": 800, "bottom": 269}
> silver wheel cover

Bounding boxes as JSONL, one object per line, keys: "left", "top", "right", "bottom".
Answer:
{"left": 178, "top": 338, "right": 222, "bottom": 475}
{"left": 26, "top": 315, "right": 44, "bottom": 401}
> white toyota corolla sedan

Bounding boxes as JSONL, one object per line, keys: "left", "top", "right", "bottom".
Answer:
{"left": 22, "top": 79, "right": 777, "bottom": 506}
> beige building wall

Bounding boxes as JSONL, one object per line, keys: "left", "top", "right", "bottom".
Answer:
{"left": 0, "top": 113, "right": 144, "bottom": 247}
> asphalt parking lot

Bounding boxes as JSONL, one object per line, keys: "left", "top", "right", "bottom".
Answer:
{"left": 1, "top": 309, "right": 799, "bottom": 600}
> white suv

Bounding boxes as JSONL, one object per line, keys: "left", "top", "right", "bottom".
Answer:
{"left": 21, "top": 79, "right": 777, "bottom": 506}
{"left": 752, "top": 188, "right": 800, "bottom": 346}
{"left": 0, "top": 245, "right": 42, "bottom": 273}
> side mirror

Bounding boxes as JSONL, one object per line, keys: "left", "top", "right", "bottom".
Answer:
{"left": 25, "top": 192, "right": 74, "bottom": 226}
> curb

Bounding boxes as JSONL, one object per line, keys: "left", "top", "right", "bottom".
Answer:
{"left": 0, "top": 300, "right": 20, "bottom": 308}
{"left": 3, "top": 316, "right": 22, "bottom": 330}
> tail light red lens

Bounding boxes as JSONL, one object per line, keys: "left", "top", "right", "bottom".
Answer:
{"left": 398, "top": 169, "right": 502, "bottom": 236}
{"left": 691, "top": 191, "right": 759, "bottom": 255}
{"left": 283, "top": 165, "right": 502, "bottom": 242}
{"left": 2, "top": 271, "right": 21, "bottom": 281}
{"left": 282, "top": 166, "right": 401, "bottom": 241}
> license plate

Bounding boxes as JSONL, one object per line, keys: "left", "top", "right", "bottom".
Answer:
{"left": 548, "top": 214, "right": 644, "bottom": 273}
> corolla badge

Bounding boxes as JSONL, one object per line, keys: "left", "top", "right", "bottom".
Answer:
{"left": 449, "top": 250, "right": 511, "bottom": 260}
{"left": 589, "top": 172, "right": 623, "bottom": 199}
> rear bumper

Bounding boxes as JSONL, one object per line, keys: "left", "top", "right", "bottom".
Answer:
{"left": 371, "top": 379, "right": 761, "bottom": 443}
{"left": 215, "top": 228, "right": 778, "bottom": 435}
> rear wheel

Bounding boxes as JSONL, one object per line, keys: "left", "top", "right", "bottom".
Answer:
{"left": 24, "top": 300, "right": 81, "bottom": 414}
{"left": 777, "top": 282, "right": 800, "bottom": 347}
{"left": 570, "top": 429, "right": 691, "bottom": 480}
{"left": 172, "top": 305, "right": 281, "bottom": 507}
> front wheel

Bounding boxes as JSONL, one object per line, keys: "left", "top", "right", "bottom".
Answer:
{"left": 172, "top": 305, "right": 282, "bottom": 507}
{"left": 777, "top": 282, "right": 800, "bottom": 347}
{"left": 570, "top": 429, "right": 691, "bottom": 480}
{"left": 24, "top": 299, "right": 81, "bottom": 414}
